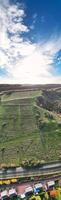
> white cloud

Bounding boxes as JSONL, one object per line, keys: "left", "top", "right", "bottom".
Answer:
{"left": 0, "top": 50, "right": 8, "bottom": 66}
{"left": 0, "top": 0, "right": 61, "bottom": 84}
{"left": 30, "top": 13, "right": 37, "bottom": 30}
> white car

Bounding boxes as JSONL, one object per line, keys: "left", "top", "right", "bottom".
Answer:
{"left": 9, "top": 188, "right": 17, "bottom": 198}
{"left": 47, "top": 180, "right": 55, "bottom": 189}
{"left": 25, "top": 186, "right": 33, "bottom": 197}
{"left": 1, "top": 190, "right": 8, "bottom": 200}
{"left": 20, "top": 193, "right": 26, "bottom": 200}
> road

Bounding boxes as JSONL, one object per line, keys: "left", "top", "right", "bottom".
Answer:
{"left": 0, "top": 162, "right": 61, "bottom": 180}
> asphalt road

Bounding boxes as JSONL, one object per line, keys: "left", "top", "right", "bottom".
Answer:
{"left": 0, "top": 162, "right": 61, "bottom": 179}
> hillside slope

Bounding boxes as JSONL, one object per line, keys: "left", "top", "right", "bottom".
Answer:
{"left": 0, "top": 85, "right": 61, "bottom": 166}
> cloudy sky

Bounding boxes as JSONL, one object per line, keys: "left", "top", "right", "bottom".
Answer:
{"left": 0, "top": 0, "right": 61, "bottom": 84}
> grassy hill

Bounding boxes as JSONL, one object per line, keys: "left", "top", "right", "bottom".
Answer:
{"left": 0, "top": 85, "right": 61, "bottom": 166}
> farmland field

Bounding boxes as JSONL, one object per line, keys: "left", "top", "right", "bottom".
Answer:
{"left": 0, "top": 87, "right": 61, "bottom": 166}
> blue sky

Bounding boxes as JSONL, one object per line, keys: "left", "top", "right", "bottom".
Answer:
{"left": 0, "top": 0, "right": 61, "bottom": 84}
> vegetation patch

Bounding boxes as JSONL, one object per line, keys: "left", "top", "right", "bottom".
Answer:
{"left": 0, "top": 87, "right": 61, "bottom": 166}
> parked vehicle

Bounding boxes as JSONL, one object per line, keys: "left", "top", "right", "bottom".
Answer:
{"left": 34, "top": 183, "right": 43, "bottom": 194}
{"left": 25, "top": 187, "right": 33, "bottom": 199}
{"left": 1, "top": 190, "right": 9, "bottom": 200}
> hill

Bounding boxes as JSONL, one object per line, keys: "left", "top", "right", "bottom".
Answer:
{"left": 0, "top": 84, "right": 61, "bottom": 166}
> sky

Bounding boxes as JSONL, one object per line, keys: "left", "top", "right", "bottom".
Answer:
{"left": 0, "top": 0, "right": 61, "bottom": 84}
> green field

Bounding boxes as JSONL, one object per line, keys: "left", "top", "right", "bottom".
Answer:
{"left": 0, "top": 89, "right": 61, "bottom": 166}
{"left": 1, "top": 90, "right": 42, "bottom": 101}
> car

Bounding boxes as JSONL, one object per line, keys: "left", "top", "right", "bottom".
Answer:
{"left": 47, "top": 180, "right": 55, "bottom": 190}
{"left": 25, "top": 187, "right": 33, "bottom": 199}
{"left": 34, "top": 183, "right": 43, "bottom": 194}
{"left": 9, "top": 188, "right": 17, "bottom": 200}
{"left": 1, "top": 190, "right": 9, "bottom": 200}
{"left": 20, "top": 193, "right": 26, "bottom": 200}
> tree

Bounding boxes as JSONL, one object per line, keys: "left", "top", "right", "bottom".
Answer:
{"left": 1, "top": 147, "right": 5, "bottom": 162}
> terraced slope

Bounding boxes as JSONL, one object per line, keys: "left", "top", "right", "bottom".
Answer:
{"left": 0, "top": 87, "right": 61, "bottom": 166}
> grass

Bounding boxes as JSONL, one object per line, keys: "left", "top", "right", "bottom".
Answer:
{"left": 0, "top": 90, "right": 61, "bottom": 166}
{"left": 1, "top": 90, "right": 42, "bottom": 101}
